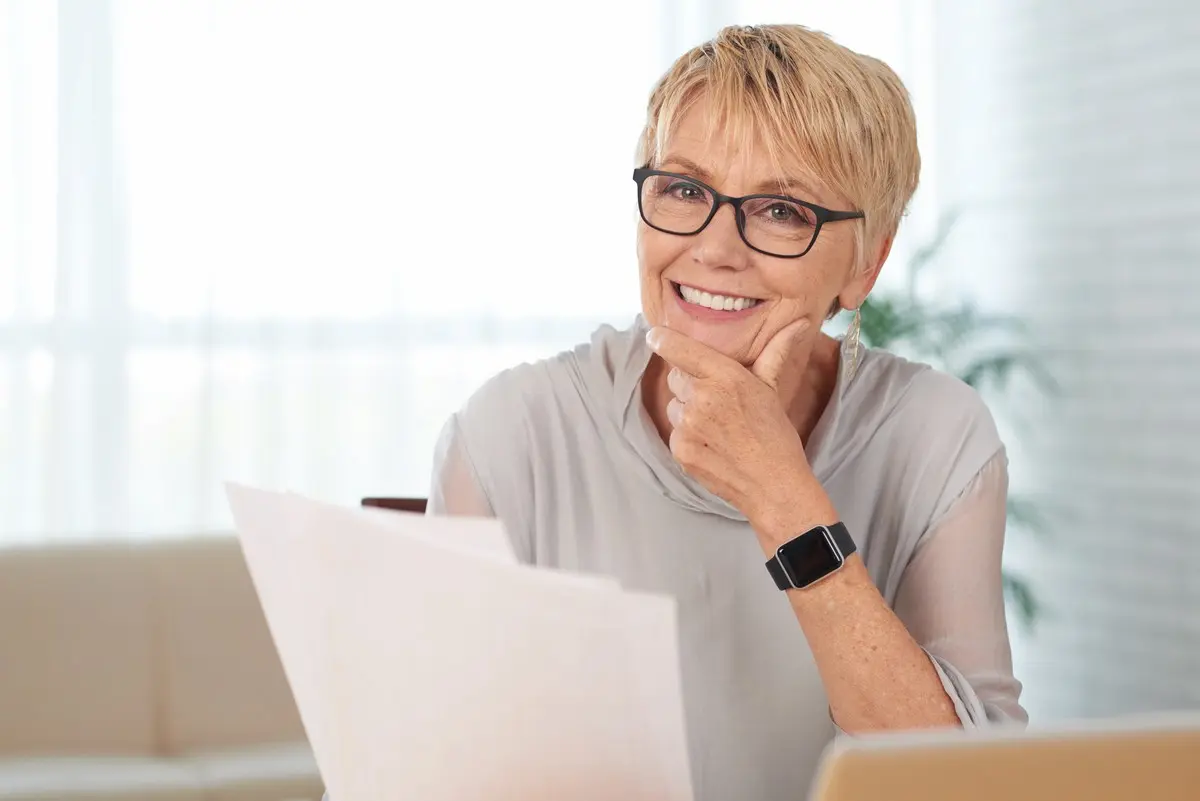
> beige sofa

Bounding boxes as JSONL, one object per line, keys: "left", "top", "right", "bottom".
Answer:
{"left": 0, "top": 534, "right": 325, "bottom": 801}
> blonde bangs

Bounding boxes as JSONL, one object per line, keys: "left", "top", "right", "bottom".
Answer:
{"left": 637, "top": 25, "right": 921, "bottom": 268}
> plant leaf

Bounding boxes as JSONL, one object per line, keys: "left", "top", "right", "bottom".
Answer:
{"left": 961, "top": 353, "right": 1021, "bottom": 391}
{"left": 1003, "top": 572, "right": 1039, "bottom": 630}
{"left": 1007, "top": 495, "right": 1049, "bottom": 536}
{"left": 907, "top": 207, "right": 964, "bottom": 286}
{"left": 857, "top": 296, "right": 924, "bottom": 350}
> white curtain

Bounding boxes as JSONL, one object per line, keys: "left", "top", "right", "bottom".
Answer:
{"left": 0, "top": 0, "right": 929, "bottom": 542}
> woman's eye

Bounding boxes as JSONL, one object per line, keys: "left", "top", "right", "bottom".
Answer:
{"left": 667, "top": 182, "right": 705, "bottom": 201}
{"left": 761, "top": 202, "right": 815, "bottom": 227}
{"left": 769, "top": 203, "right": 801, "bottom": 221}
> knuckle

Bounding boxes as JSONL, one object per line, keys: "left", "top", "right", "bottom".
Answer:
{"left": 692, "top": 386, "right": 722, "bottom": 414}
{"left": 681, "top": 403, "right": 706, "bottom": 429}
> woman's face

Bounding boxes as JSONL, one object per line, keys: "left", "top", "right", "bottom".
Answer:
{"left": 638, "top": 99, "right": 881, "bottom": 365}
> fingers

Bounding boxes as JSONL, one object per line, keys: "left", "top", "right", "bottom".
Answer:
{"left": 650, "top": 317, "right": 816, "bottom": 392}
{"left": 667, "top": 368, "right": 693, "bottom": 431}
{"left": 666, "top": 367, "right": 694, "bottom": 402}
{"left": 666, "top": 396, "right": 685, "bottom": 427}
{"left": 751, "top": 318, "right": 814, "bottom": 388}
{"left": 647, "top": 326, "right": 731, "bottom": 380}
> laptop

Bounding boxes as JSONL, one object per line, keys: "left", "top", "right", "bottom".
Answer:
{"left": 809, "top": 711, "right": 1200, "bottom": 801}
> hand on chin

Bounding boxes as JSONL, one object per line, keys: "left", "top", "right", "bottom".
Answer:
{"left": 657, "top": 280, "right": 778, "bottom": 365}
{"left": 659, "top": 307, "right": 759, "bottom": 366}
{"left": 645, "top": 318, "right": 825, "bottom": 535}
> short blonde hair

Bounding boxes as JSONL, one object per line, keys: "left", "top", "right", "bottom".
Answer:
{"left": 636, "top": 24, "right": 921, "bottom": 274}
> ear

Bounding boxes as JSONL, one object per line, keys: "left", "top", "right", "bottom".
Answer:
{"left": 838, "top": 232, "right": 893, "bottom": 310}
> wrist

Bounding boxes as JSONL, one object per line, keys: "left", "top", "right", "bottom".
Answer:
{"left": 748, "top": 472, "right": 839, "bottom": 551}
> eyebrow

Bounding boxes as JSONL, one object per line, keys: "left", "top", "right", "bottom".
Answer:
{"left": 659, "top": 154, "right": 825, "bottom": 202}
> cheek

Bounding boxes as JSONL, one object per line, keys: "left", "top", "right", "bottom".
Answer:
{"left": 764, "top": 268, "right": 823, "bottom": 316}
{"left": 767, "top": 241, "right": 855, "bottom": 315}
{"left": 637, "top": 227, "right": 677, "bottom": 281}
{"left": 637, "top": 228, "right": 683, "bottom": 322}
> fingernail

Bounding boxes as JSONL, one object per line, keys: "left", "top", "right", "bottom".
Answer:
{"left": 645, "top": 328, "right": 661, "bottom": 350}
{"left": 667, "top": 397, "right": 683, "bottom": 426}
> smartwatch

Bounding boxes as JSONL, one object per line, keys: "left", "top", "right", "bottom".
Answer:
{"left": 765, "top": 522, "right": 856, "bottom": 591}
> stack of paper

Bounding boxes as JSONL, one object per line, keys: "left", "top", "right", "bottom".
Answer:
{"left": 225, "top": 484, "right": 695, "bottom": 801}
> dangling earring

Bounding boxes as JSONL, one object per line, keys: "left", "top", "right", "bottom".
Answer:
{"left": 843, "top": 306, "right": 862, "bottom": 382}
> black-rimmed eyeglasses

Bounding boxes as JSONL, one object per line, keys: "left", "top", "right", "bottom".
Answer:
{"left": 632, "top": 167, "right": 864, "bottom": 259}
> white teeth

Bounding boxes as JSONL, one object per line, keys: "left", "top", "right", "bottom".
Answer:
{"left": 678, "top": 284, "right": 761, "bottom": 312}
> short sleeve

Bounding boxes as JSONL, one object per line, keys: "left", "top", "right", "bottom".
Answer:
{"left": 427, "top": 413, "right": 495, "bottom": 518}
{"left": 424, "top": 365, "right": 540, "bottom": 564}
{"left": 892, "top": 450, "right": 1028, "bottom": 726}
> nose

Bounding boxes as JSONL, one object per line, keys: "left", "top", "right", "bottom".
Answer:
{"left": 691, "top": 203, "right": 752, "bottom": 271}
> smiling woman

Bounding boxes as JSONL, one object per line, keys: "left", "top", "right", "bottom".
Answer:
{"left": 333, "top": 22, "right": 1025, "bottom": 801}
{"left": 316, "top": 17, "right": 1022, "bottom": 801}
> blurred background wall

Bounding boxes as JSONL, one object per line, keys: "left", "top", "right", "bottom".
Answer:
{"left": 1, "top": 0, "right": 1197, "bottom": 726}
{"left": 927, "top": 0, "right": 1200, "bottom": 720}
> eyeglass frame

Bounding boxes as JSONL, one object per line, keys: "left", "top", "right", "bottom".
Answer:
{"left": 632, "top": 167, "right": 865, "bottom": 259}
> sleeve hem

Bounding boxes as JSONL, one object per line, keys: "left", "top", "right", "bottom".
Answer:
{"left": 925, "top": 649, "right": 990, "bottom": 727}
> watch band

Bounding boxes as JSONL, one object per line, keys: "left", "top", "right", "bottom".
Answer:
{"left": 765, "top": 522, "right": 856, "bottom": 591}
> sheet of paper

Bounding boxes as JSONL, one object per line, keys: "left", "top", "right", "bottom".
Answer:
{"left": 298, "top": 491, "right": 620, "bottom": 591}
{"left": 226, "top": 483, "right": 694, "bottom": 801}
{"left": 347, "top": 499, "right": 518, "bottom": 565}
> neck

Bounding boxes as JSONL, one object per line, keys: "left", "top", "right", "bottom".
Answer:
{"left": 643, "top": 333, "right": 842, "bottom": 447}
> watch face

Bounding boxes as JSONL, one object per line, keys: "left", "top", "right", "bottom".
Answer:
{"left": 779, "top": 527, "right": 844, "bottom": 587}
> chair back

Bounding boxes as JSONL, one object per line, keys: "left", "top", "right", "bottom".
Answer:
{"left": 361, "top": 497, "right": 428, "bottom": 514}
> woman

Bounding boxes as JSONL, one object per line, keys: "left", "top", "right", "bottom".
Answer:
{"left": 429, "top": 23, "right": 1025, "bottom": 799}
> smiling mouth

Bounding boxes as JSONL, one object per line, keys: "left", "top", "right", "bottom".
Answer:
{"left": 671, "top": 282, "right": 763, "bottom": 312}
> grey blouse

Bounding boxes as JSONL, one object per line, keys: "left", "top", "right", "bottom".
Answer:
{"left": 423, "top": 315, "right": 1026, "bottom": 799}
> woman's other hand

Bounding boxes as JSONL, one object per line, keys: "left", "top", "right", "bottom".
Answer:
{"left": 646, "top": 322, "right": 838, "bottom": 544}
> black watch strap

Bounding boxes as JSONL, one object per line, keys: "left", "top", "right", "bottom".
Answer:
{"left": 765, "top": 522, "right": 856, "bottom": 591}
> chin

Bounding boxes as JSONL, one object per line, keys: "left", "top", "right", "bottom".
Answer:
{"left": 656, "top": 280, "right": 764, "bottom": 364}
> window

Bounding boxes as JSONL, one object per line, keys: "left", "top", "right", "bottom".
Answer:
{"left": 0, "top": 0, "right": 932, "bottom": 541}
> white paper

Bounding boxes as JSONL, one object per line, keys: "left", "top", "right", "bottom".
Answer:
{"left": 353, "top": 501, "right": 519, "bottom": 565}
{"left": 310, "top": 492, "right": 621, "bottom": 592}
{"left": 226, "top": 483, "right": 694, "bottom": 801}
